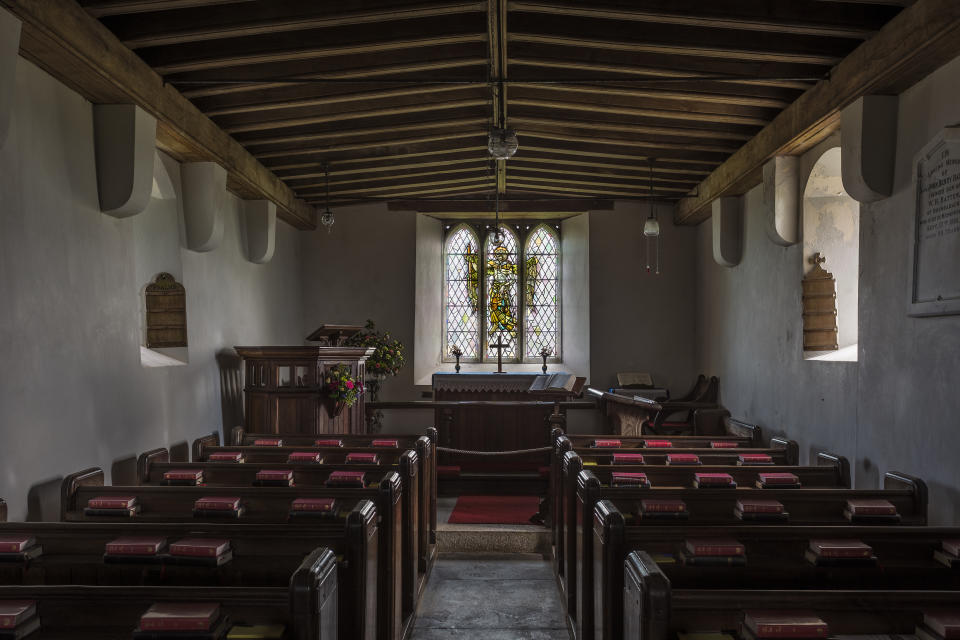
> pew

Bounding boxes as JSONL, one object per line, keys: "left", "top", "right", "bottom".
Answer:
{"left": 0, "top": 513, "right": 377, "bottom": 640}
{"left": 572, "top": 469, "right": 928, "bottom": 640}
{"left": 593, "top": 501, "right": 960, "bottom": 640}
{"left": 0, "top": 547, "right": 336, "bottom": 640}
{"left": 61, "top": 467, "right": 406, "bottom": 640}
{"left": 195, "top": 433, "right": 437, "bottom": 555}
{"left": 227, "top": 426, "right": 437, "bottom": 543}
{"left": 552, "top": 439, "right": 814, "bottom": 596}
{"left": 137, "top": 447, "right": 428, "bottom": 617}
{"left": 624, "top": 550, "right": 960, "bottom": 640}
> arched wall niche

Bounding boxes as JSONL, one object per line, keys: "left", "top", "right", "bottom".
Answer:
{"left": 802, "top": 144, "right": 860, "bottom": 362}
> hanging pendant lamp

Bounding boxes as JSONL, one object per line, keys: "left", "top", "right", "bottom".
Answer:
{"left": 644, "top": 159, "right": 661, "bottom": 275}
{"left": 319, "top": 164, "right": 335, "bottom": 233}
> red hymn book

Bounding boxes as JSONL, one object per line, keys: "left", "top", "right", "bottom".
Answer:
{"left": 139, "top": 602, "right": 220, "bottom": 631}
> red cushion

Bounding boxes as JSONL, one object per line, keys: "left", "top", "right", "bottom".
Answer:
{"left": 538, "top": 466, "right": 551, "bottom": 478}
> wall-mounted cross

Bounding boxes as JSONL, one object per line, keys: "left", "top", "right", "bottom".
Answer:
{"left": 810, "top": 252, "right": 826, "bottom": 266}
{"left": 490, "top": 335, "right": 510, "bottom": 373}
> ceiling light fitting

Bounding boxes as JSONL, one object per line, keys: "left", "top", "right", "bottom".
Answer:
{"left": 320, "top": 164, "right": 335, "bottom": 233}
{"left": 488, "top": 127, "right": 519, "bottom": 160}
{"left": 644, "top": 159, "right": 661, "bottom": 275}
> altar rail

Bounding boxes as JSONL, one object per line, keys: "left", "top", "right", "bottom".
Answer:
{"left": 364, "top": 399, "right": 598, "bottom": 433}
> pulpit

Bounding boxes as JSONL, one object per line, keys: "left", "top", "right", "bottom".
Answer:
{"left": 432, "top": 372, "right": 584, "bottom": 471}
{"left": 235, "top": 325, "right": 374, "bottom": 435}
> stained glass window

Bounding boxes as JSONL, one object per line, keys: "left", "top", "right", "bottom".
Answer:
{"left": 524, "top": 225, "right": 560, "bottom": 358}
{"left": 442, "top": 222, "right": 561, "bottom": 363}
{"left": 485, "top": 225, "right": 520, "bottom": 359}
{"left": 444, "top": 225, "right": 480, "bottom": 359}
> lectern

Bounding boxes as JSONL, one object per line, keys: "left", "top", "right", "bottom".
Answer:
{"left": 235, "top": 325, "right": 373, "bottom": 435}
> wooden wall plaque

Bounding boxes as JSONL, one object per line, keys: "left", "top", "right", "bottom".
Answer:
{"left": 145, "top": 272, "right": 187, "bottom": 348}
{"left": 802, "top": 253, "right": 838, "bottom": 351}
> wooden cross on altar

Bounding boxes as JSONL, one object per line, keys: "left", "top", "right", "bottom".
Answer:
{"left": 490, "top": 335, "right": 510, "bottom": 373}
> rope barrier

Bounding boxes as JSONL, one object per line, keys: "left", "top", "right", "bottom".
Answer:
{"left": 436, "top": 446, "right": 552, "bottom": 456}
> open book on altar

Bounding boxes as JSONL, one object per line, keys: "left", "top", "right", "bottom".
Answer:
{"left": 528, "top": 373, "right": 578, "bottom": 393}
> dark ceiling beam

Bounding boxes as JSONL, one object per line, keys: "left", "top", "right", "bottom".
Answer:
{"left": 506, "top": 173, "right": 691, "bottom": 193}
{"left": 115, "top": 2, "right": 486, "bottom": 49}
{"left": 520, "top": 143, "right": 719, "bottom": 167}
{"left": 203, "top": 83, "right": 480, "bottom": 117}
{"left": 519, "top": 130, "right": 739, "bottom": 155}
{"left": 506, "top": 181, "right": 685, "bottom": 197}
{"left": 506, "top": 162, "right": 700, "bottom": 186}
{"left": 239, "top": 118, "right": 486, "bottom": 149}
{"left": 676, "top": 0, "right": 960, "bottom": 225}
{"left": 508, "top": 1, "right": 883, "bottom": 39}
{"left": 308, "top": 179, "right": 496, "bottom": 201}
{"left": 508, "top": 81, "right": 789, "bottom": 109}
{"left": 508, "top": 57, "right": 816, "bottom": 91}
{"left": 222, "top": 99, "right": 488, "bottom": 134}
{"left": 150, "top": 33, "right": 488, "bottom": 75}
{"left": 508, "top": 116, "right": 751, "bottom": 142}
{"left": 507, "top": 154, "right": 712, "bottom": 177}
{"left": 509, "top": 33, "right": 844, "bottom": 66}
{"left": 266, "top": 145, "right": 488, "bottom": 172}
{"left": 254, "top": 132, "right": 485, "bottom": 161}
{"left": 323, "top": 175, "right": 493, "bottom": 197}
{"left": 388, "top": 198, "right": 614, "bottom": 212}
{"left": 5, "top": 0, "right": 315, "bottom": 228}
{"left": 278, "top": 154, "right": 489, "bottom": 181}
{"left": 299, "top": 165, "right": 491, "bottom": 191}
{"left": 180, "top": 57, "right": 488, "bottom": 99}
{"left": 80, "top": 0, "right": 254, "bottom": 18}
{"left": 510, "top": 97, "right": 769, "bottom": 127}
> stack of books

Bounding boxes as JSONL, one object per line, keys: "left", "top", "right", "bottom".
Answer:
{"left": 643, "top": 440, "right": 673, "bottom": 448}
{"left": 372, "top": 439, "right": 399, "bottom": 448}
{"left": 286, "top": 452, "right": 322, "bottom": 464}
{"left": 254, "top": 469, "right": 295, "bottom": 487}
{"left": 133, "top": 602, "right": 228, "bottom": 640}
{"left": 84, "top": 495, "right": 140, "bottom": 517}
{"left": 804, "top": 539, "right": 877, "bottom": 566}
{"left": 756, "top": 473, "right": 801, "bottom": 489}
{"left": 0, "top": 600, "right": 40, "bottom": 639}
{"left": 638, "top": 499, "right": 688, "bottom": 520}
{"left": 593, "top": 439, "right": 622, "bottom": 448}
{"left": 694, "top": 473, "right": 736, "bottom": 489}
{"left": 163, "top": 469, "right": 204, "bottom": 486}
{"left": 735, "top": 498, "right": 788, "bottom": 522}
{"left": 666, "top": 454, "right": 701, "bottom": 466}
{"left": 289, "top": 498, "right": 338, "bottom": 520}
{"left": 681, "top": 538, "right": 746, "bottom": 566}
{"left": 612, "top": 453, "right": 645, "bottom": 465}
{"left": 209, "top": 452, "right": 245, "bottom": 464}
{"left": 915, "top": 611, "right": 960, "bottom": 640}
{"left": 193, "top": 497, "right": 244, "bottom": 519}
{"left": 104, "top": 536, "right": 168, "bottom": 564}
{"left": 252, "top": 438, "right": 283, "bottom": 446}
{"left": 710, "top": 441, "right": 739, "bottom": 449}
{"left": 843, "top": 499, "right": 900, "bottom": 524}
{"left": 169, "top": 539, "right": 232, "bottom": 567}
{"left": 737, "top": 454, "right": 774, "bottom": 466}
{"left": 934, "top": 540, "right": 960, "bottom": 568}
{"left": 610, "top": 472, "right": 650, "bottom": 488}
{"left": 225, "top": 624, "right": 286, "bottom": 639}
{"left": 326, "top": 470, "right": 366, "bottom": 488}
{"left": 0, "top": 536, "right": 42, "bottom": 564}
{"left": 314, "top": 439, "right": 343, "bottom": 447}
{"left": 740, "top": 611, "right": 829, "bottom": 640}
{"left": 346, "top": 453, "right": 379, "bottom": 465}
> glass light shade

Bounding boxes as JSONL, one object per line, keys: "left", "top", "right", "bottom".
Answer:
{"left": 319, "top": 209, "right": 335, "bottom": 232}
{"left": 643, "top": 216, "right": 660, "bottom": 237}
{"left": 488, "top": 128, "right": 519, "bottom": 159}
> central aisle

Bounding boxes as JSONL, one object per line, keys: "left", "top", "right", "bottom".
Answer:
{"left": 411, "top": 552, "right": 570, "bottom": 639}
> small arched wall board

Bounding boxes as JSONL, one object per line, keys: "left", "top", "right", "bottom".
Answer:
{"left": 712, "top": 196, "right": 742, "bottom": 267}
{"left": 244, "top": 199, "right": 276, "bottom": 264}
{"left": 93, "top": 104, "right": 157, "bottom": 217}
{"left": 0, "top": 8, "right": 21, "bottom": 149}
{"left": 841, "top": 95, "right": 899, "bottom": 203}
{"left": 762, "top": 155, "right": 800, "bottom": 246}
{"left": 181, "top": 161, "right": 226, "bottom": 252}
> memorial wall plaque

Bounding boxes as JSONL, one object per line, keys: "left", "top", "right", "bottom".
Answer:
{"left": 909, "top": 127, "right": 960, "bottom": 316}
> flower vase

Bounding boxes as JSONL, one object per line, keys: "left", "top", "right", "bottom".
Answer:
{"left": 325, "top": 397, "right": 347, "bottom": 418}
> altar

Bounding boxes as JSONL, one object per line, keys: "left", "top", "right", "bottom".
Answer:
{"left": 432, "top": 372, "right": 584, "bottom": 472}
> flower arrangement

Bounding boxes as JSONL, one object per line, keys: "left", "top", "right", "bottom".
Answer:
{"left": 347, "top": 320, "right": 405, "bottom": 379}
{"left": 324, "top": 363, "right": 362, "bottom": 408}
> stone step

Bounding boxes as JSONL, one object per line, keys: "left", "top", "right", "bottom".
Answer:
{"left": 436, "top": 524, "right": 551, "bottom": 554}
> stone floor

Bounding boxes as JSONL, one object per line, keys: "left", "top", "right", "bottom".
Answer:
{"left": 410, "top": 552, "right": 571, "bottom": 639}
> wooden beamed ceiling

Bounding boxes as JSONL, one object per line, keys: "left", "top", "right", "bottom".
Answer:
{"left": 62, "top": 0, "right": 918, "bottom": 218}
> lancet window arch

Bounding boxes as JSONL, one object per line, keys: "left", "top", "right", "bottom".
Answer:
{"left": 443, "top": 221, "right": 561, "bottom": 364}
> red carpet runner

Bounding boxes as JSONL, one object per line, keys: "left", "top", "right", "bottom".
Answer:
{"left": 447, "top": 495, "right": 540, "bottom": 525}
